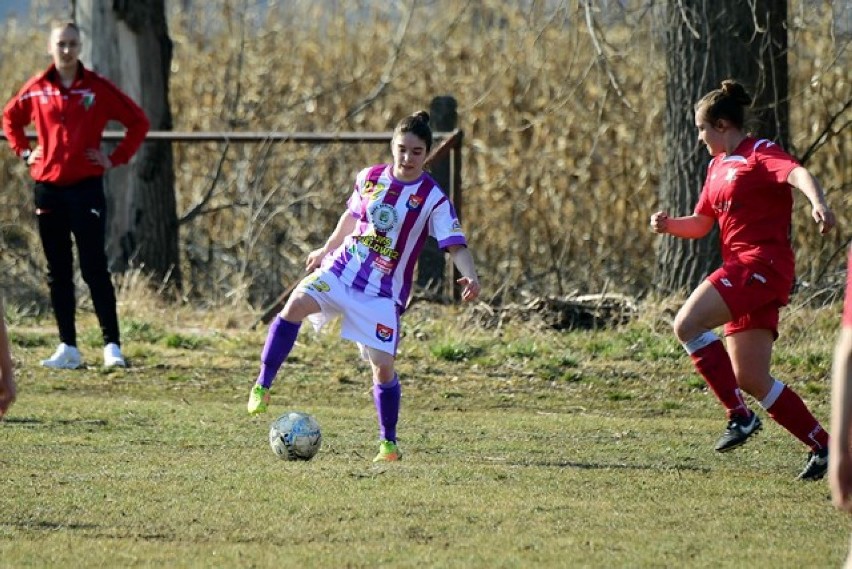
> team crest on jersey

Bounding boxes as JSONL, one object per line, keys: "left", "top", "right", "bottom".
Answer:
{"left": 81, "top": 92, "right": 95, "bottom": 110}
{"left": 369, "top": 203, "right": 399, "bottom": 232}
{"left": 376, "top": 323, "right": 394, "bottom": 343}
{"left": 406, "top": 195, "right": 423, "bottom": 210}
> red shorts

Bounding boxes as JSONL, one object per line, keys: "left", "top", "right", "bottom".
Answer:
{"left": 706, "top": 262, "right": 792, "bottom": 338}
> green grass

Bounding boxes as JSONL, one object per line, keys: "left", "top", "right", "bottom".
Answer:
{"left": 0, "top": 301, "right": 848, "bottom": 568}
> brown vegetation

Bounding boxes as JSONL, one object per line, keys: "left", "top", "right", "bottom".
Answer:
{"left": 0, "top": 1, "right": 848, "bottom": 312}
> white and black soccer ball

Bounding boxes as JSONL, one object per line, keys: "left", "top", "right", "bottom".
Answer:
{"left": 268, "top": 411, "right": 322, "bottom": 461}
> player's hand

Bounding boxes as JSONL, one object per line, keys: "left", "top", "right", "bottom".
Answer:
{"left": 650, "top": 211, "right": 669, "bottom": 234}
{"left": 457, "top": 276, "right": 480, "bottom": 302}
{"left": 25, "top": 145, "right": 43, "bottom": 166}
{"left": 813, "top": 205, "right": 836, "bottom": 235}
{"left": 305, "top": 248, "right": 326, "bottom": 272}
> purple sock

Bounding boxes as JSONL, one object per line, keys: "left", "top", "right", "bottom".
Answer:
{"left": 373, "top": 374, "right": 401, "bottom": 443}
{"left": 256, "top": 316, "right": 301, "bottom": 389}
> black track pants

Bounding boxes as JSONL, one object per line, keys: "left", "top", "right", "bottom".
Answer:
{"left": 35, "top": 177, "right": 120, "bottom": 347}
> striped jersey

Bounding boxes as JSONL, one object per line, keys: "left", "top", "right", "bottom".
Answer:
{"left": 324, "top": 164, "right": 467, "bottom": 308}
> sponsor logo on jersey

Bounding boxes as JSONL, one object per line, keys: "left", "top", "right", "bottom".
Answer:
{"left": 300, "top": 274, "right": 330, "bottom": 293}
{"left": 362, "top": 181, "right": 386, "bottom": 199}
{"left": 372, "top": 257, "right": 396, "bottom": 275}
{"left": 369, "top": 203, "right": 399, "bottom": 232}
{"left": 376, "top": 323, "right": 394, "bottom": 343}
{"left": 713, "top": 200, "right": 732, "bottom": 214}
{"left": 358, "top": 235, "right": 399, "bottom": 259}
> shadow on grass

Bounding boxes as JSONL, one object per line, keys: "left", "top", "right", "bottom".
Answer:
{"left": 503, "top": 459, "right": 711, "bottom": 473}
{"left": 2, "top": 518, "right": 173, "bottom": 541}
{"left": 2, "top": 417, "right": 108, "bottom": 427}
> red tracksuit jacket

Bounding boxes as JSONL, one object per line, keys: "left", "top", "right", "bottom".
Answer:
{"left": 2, "top": 62, "right": 150, "bottom": 186}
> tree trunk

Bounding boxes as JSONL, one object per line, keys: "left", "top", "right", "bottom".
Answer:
{"left": 656, "top": 0, "right": 789, "bottom": 294}
{"left": 73, "top": 0, "right": 181, "bottom": 291}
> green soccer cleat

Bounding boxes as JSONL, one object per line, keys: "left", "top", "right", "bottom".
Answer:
{"left": 247, "top": 384, "right": 270, "bottom": 415}
{"left": 373, "top": 440, "right": 402, "bottom": 463}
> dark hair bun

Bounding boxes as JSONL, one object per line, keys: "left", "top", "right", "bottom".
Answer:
{"left": 720, "top": 80, "right": 752, "bottom": 106}
{"left": 412, "top": 110, "right": 430, "bottom": 124}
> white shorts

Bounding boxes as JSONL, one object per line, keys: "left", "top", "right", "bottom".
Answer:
{"left": 298, "top": 269, "right": 401, "bottom": 356}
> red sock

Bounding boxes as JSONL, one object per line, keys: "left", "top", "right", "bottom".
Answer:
{"left": 765, "top": 385, "right": 829, "bottom": 451}
{"left": 689, "top": 339, "right": 750, "bottom": 419}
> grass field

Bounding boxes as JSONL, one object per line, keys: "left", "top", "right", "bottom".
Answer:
{"left": 1, "top": 299, "right": 849, "bottom": 568}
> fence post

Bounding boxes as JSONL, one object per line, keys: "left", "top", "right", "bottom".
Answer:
{"left": 417, "top": 95, "right": 458, "bottom": 299}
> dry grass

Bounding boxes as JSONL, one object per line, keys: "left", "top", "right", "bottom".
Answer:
{"left": 0, "top": 1, "right": 848, "bottom": 312}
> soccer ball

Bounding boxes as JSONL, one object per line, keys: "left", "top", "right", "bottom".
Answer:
{"left": 269, "top": 411, "right": 322, "bottom": 461}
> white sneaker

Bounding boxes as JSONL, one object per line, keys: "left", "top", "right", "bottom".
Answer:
{"left": 41, "top": 343, "right": 82, "bottom": 369}
{"left": 103, "top": 343, "right": 126, "bottom": 368}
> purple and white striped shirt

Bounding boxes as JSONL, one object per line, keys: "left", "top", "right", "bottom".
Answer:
{"left": 323, "top": 164, "right": 467, "bottom": 309}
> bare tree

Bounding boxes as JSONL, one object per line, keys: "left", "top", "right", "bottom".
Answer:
{"left": 655, "top": 0, "right": 789, "bottom": 294}
{"left": 73, "top": 0, "right": 181, "bottom": 290}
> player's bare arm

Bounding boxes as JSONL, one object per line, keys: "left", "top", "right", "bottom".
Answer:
{"left": 650, "top": 211, "right": 714, "bottom": 239}
{"left": 787, "top": 166, "right": 835, "bottom": 234}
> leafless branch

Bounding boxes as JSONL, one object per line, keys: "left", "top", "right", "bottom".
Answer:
{"left": 344, "top": 2, "right": 416, "bottom": 120}
{"left": 582, "top": 0, "right": 635, "bottom": 113}
{"left": 675, "top": 0, "right": 700, "bottom": 39}
{"left": 798, "top": 96, "right": 852, "bottom": 166}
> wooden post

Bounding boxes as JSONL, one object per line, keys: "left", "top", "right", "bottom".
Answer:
{"left": 417, "top": 95, "right": 458, "bottom": 299}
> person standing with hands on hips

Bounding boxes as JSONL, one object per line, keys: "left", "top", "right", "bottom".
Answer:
{"left": 3, "top": 20, "right": 150, "bottom": 369}
{"left": 247, "top": 110, "right": 481, "bottom": 463}
{"left": 650, "top": 79, "right": 835, "bottom": 480}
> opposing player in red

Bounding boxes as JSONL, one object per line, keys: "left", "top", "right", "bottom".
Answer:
{"left": 650, "top": 79, "right": 835, "bottom": 480}
{"left": 3, "top": 20, "right": 149, "bottom": 369}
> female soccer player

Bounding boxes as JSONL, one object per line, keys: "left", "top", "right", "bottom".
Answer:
{"left": 247, "top": 110, "right": 481, "bottom": 462}
{"left": 650, "top": 79, "right": 835, "bottom": 480}
{"left": 2, "top": 20, "right": 149, "bottom": 369}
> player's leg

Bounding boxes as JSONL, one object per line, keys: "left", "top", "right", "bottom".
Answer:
{"left": 70, "top": 181, "right": 123, "bottom": 367}
{"left": 338, "top": 292, "right": 402, "bottom": 461}
{"left": 36, "top": 185, "right": 81, "bottom": 369}
{"left": 248, "top": 290, "right": 322, "bottom": 415}
{"left": 674, "top": 279, "right": 756, "bottom": 450}
{"left": 365, "top": 346, "right": 402, "bottom": 462}
{"left": 727, "top": 301, "right": 829, "bottom": 479}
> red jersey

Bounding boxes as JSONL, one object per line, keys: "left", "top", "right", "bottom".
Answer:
{"left": 2, "top": 62, "right": 149, "bottom": 186}
{"left": 694, "top": 137, "right": 800, "bottom": 281}
{"left": 843, "top": 245, "right": 852, "bottom": 327}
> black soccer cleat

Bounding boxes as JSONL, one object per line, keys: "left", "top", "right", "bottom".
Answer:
{"left": 797, "top": 448, "right": 829, "bottom": 481}
{"left": 715, "top": 412, "right": 762, "bottom": 452}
